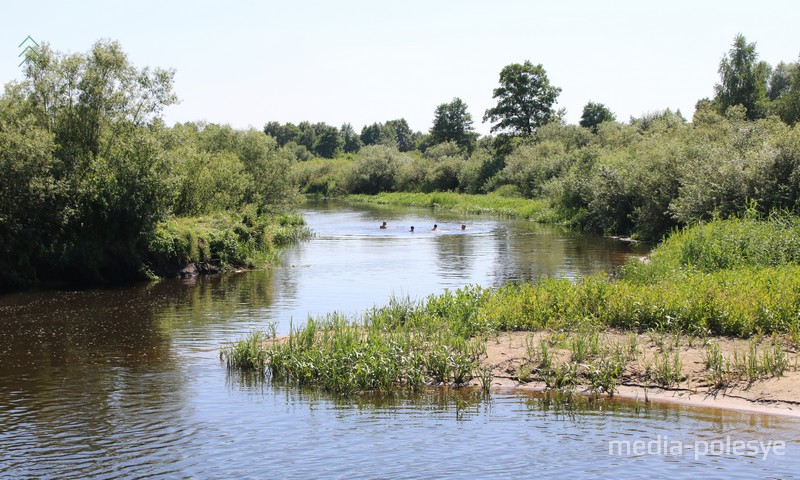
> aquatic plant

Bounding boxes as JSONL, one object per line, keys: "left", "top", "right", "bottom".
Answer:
{"left": 221, "top": 330, "right": 269, "bottom": 372}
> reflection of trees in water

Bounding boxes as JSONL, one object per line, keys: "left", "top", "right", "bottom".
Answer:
{"left": 490, "top": 223, "right": 638, "bottom": 284}
{"left": 0, "top": 284, "right": 206, "bottom": 477}
{"left": 154, "top": 269, "right": 278, "bottom": 330}
{"left": 433, "top": 233, "right": 475, "bottom": 280}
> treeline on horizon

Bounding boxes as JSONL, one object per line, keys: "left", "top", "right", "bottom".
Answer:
{"left": 2, "top": 34, "right": 800, "bottom": 289}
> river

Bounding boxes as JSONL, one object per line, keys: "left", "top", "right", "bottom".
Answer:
{"left": 1, "top": 200, "right": 798, "bottom": 478}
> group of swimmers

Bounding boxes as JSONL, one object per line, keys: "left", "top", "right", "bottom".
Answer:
{"left": 380, "top": 222, "right": 466, "bottom": 232}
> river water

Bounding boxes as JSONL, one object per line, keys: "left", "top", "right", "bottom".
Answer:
{"left": 1, "top": 201, "right": 799, "bottom": 478}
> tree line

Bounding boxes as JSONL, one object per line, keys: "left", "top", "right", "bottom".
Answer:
{"left": 2, "top": 34, "right": 799, "bottom": 288}
{"left": 288, "top": 34, "right": 800, "bottom": 242}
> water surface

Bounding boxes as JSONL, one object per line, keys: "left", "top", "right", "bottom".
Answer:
{"left": 1, "top": 201, "right": 798, "bottom": 478}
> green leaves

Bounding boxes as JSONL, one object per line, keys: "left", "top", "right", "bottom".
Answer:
{"left": 484, "top": 60, "right": 561, "bottom": 136}
{"left": 429, "top": 97, "right": 478, "bottom": 153}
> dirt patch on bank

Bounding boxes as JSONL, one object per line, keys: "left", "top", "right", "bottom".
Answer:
{"left": 475, "top": 330, "right": 800, "bottom": 417}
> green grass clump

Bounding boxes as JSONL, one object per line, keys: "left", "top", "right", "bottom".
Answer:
{"left": 221, "top": 330, "right": 270, "bottom": 372}
{"left": 621, "top": 213, "right": 800, "bottom": 283}
{"left": 263, "top": 295, "right": 489, "bottom": 395}
{"left": 147, "top": 210, "right": 310, "bottom": 272}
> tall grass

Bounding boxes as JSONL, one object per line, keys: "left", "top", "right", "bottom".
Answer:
{"left": 224, "top": 216, "right": 800, "bottom": 394}
{"left": 148, "top": 210, "right": 311, "bottom": 272}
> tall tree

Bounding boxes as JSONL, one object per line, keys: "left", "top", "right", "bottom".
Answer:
{"left": 775, "top": 60, "right": 800, "bottom": 125}
{"left": 313, "top": 123, "right": 343, "bottom": 158}
{"left": 714, "top": 34, "right": 771, "bottom": 120}
{"left": 4, "top": 40, "right": 177, "bottom": 284}
{"left": 360, "top": 122, "right": 394, "bottom": 146}
{"left": 385, "top": 118, "right": 416, "bottom": 152}
{"left": 768, "top": 61, "right": 796, "bottom": 101}
{"left": 429, "top": 97, "right": 477, "bottom": 152}
{"left": 579, "top": 102, "right": 616, "bottom": 133}
{"left": 483, "top": 60, "right": 561, "bottom": 136}
{"left": 340, "top": 123, "right": 362, "bottom": 153}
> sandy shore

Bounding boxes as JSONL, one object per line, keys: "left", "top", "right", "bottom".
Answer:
{"left": 477, "top": 331, "right": 800, "bottom": 417}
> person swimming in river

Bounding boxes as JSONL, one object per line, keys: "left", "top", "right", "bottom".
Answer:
{"left": 379, "top": 221, "right": 387, "bottom": 229}
{"left": 461, "top": 224, "right": 467, "bottom": 230}
{"left": 410, "top": 226, "right": 415, "bottom": 232}
{"left": 432, "top": 224, "right": 439, "bottom": 231}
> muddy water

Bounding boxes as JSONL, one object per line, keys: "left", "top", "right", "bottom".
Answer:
{"left": 1, "top": 200, "right": 798, "bottom": 478}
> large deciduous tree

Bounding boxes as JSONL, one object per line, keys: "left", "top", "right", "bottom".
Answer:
{"left": 714, "top": 34, "right": 771, "bottom": 120}
{"left": 483, "top": 60, "right": 561, "bottom": 136}
{"left": 429, "top": 97, "right": 478, "bottom": 152}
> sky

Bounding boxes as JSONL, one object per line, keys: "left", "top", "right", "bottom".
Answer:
{"left": 1, "top": 0, "right": 799, "bottom": 135}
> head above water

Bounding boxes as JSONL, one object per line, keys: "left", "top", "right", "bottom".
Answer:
{"left": 432, "top": 224, "right": 438, "bottom": 231}
{"left": 410, "top": 226, "right": 414, "bottom": 232}
{"left": 380, "top": 221, "right": 387, "bottom": 229}
{"left": 461, "top": 224, "right": 466, "bottom": 230}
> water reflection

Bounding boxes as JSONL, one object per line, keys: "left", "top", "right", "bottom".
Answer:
{"left": 4, "top": 201, "right": 798, "bottom": 478}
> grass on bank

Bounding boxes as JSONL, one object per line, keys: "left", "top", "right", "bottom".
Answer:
{"left": 147, "top": 209, "right": 311, "bottom": 274}
{"left": 346, "top": 191, "right": 560, "bottom": 223}
{"left": 222, "top": 213, "right": 800, "bottom": 395}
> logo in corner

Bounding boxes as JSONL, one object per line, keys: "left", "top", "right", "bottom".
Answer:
{"left": 18, "top": 35, "right": 41, "bottom": 67}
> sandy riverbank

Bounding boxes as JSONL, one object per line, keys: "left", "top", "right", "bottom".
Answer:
{"left": 476, "top": 331, "right": 800, "bottom": 417}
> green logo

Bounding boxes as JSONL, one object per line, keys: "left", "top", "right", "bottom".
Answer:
{"left": 18, "top": 35, "right": 40, "bottom": 67}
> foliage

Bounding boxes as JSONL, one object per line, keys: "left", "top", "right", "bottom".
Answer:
{"left": 347, "top": 191, "right": 557, "bottom": 222}
{"left": 1, "top": 41, "right": 302, "bottom": 289}
{"left": 429, "top": 98, "right": 478, "bottom": 153}
{"left": 147, "top": 211, "right": 310, "bottom": 273}
{"left": 484, "top": 60, "right": 561, "bottom": 136}
{"left": 714, "top": 34, "right": 771, "bottom": 120}
{"left": 347, "top": 145, "right": 411, "bottom": 194}
{"left": 580, "top": 102, "right": 616, "bottom": 133}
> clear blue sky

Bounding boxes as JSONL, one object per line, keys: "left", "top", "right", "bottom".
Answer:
{"left": 2, "top": 0, "right": 798, "bottom": 135}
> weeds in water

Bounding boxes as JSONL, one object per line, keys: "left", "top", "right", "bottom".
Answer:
{"left": 476, "top": 365, "right": 494, "bottom": 393}
{"left": 544, "top": 362, "right": 576, "bottom": 390}
{"left": 221, "top": 330, "right": 269, "bottom": 372}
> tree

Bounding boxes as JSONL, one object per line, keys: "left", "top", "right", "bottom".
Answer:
{"left": 340, "top": 123, "right": 362, "bottom": 153}
{"left": 775, "top": 60, "right": 800, "bottom": 125}
{"left": 483, "top": 60, "right": 561, "bottom": 135}
{"left": 313, "top": 123, "right": 343, "bottom": 158}
{"left": 4, "top": 40, "right": 178, "bottom": 284}
{"left": 768, "top": 62, "right": 796, "bottom": 101}
{"left": 579, "top": 102, "right": 616, "bottom": 133}
{"left": 714, "top": 34, "right": 770, "bottom": 120}
{"left": 429, "top": 97, "right": 478, "bottom": 152}
{"left": 385, "top": 118, "right": 416, "bottom": 152}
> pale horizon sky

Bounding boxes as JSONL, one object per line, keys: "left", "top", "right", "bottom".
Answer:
{"left": 1, "top": 1, "right": 798, "bottom": 136}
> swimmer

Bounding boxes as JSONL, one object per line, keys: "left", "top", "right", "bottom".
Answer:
{"left": 432, "top": 224, "right": 439, "bottom": 231}
{"left": 410, "top": 226, "right": 415, "bottom": 232}
{"left": 461, "top": 224, "right": 467, "bottom": 230}
{"left": 379, "top": 221, "right": 387, "bottom": 229}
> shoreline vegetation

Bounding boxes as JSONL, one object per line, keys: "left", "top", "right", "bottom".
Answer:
{"left": 223, "top": 214, "right": 800, "bottom": 415}
{"left": 5, "top": 36, "right": 800, "bottom": 413}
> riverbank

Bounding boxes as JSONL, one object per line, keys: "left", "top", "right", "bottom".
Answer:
{"left": 480, "top": 330, "right": 800, "bottom": 418}
{"left": 223, "top": 213, "right": 800, "bottom": 417}
{"left": 345, "top": 192, "right": 561, "bottom": 223}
